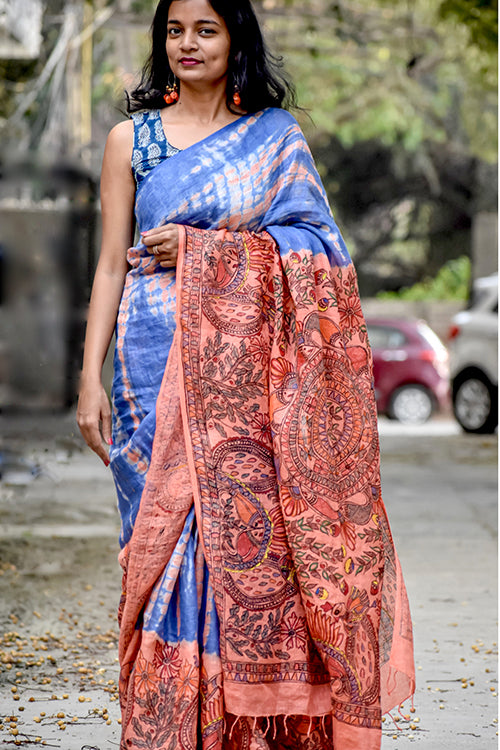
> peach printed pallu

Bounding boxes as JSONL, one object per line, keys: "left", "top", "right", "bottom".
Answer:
{"left": 111, "top": 108, "right": 415, "bottom": 750}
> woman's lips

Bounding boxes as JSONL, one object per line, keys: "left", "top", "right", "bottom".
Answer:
{"left": 179, "top": 58, "right": 202, "bottom": 66}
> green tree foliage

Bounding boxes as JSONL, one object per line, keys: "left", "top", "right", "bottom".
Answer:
{"left": 255, "top": 0, "right": 496, "bottom": 293}
{"left": 0, "top": 59, "right": 37, "bottom": 121}
{"left": 439, "top": 0, "right": 498, "bottom": 52}
{"left": 129, "top": 0, "right": 157, "bottom": 14}
{"left": 377, "top": 256, "right": 471, "bottom": 300}
{"left": 257, "top": 0, "right": 497, "bottom": 162}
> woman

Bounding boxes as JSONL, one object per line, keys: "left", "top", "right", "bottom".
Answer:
{"left": 77, "top": 1, "right": 415, "bottom": 748}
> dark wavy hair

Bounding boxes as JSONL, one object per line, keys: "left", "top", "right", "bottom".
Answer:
{"left": 127, "top": 0, "right": 296, "bottom": 113}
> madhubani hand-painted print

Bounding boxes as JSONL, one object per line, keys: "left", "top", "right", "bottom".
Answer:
{"left": 110, "top": 108, "right": 415, "bottom": 750}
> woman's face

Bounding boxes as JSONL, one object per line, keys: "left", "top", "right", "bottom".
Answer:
{"left": 166, "top": 0, "right": 232, "bottom": 90}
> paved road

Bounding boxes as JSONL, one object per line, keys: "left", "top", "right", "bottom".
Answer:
{"left": 378, "top": 421, "right": 497, "bottom": 749}
{"left": 0, "top": 413, "right": 497, "bottom": 748}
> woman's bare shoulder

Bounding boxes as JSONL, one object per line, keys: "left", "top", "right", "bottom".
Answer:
{"left": 103, "top": 120, "right": 134, "bottom": 169}
{"left": 106, "top": 120, "right": 134, "bottom": 148}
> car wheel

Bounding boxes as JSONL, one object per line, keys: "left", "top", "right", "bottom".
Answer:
{"left": 388, "top": 385, "right": 434, "bottom": 424}
{"left": 453, "top": 370, "right": 498, "bottom": 434}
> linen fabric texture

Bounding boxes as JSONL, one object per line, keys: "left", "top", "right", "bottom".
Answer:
{"left": 110, "top": 108, "right": 415, "bottom": 750}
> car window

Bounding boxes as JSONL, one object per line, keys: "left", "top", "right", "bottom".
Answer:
{"left": 467, "top": 278, "right": 498, "bottom": 311}
{"left": 468, "top": 289, "right": 493, "bottom": 310}
{"left": 367, "top": 325, "right": 407, "bottom": 349}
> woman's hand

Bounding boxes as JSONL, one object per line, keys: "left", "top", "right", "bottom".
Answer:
{"left": 77, "top": 381, "right": 112, "bottom": 467}
{"left": 141, "top": 223, "right": 179, "bottom": 267}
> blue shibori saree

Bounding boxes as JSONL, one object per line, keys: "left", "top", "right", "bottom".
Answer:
{"left": 109, "top": 108, "right": 415, "bottom": 750}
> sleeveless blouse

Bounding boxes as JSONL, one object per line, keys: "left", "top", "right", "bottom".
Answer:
{"left": 131, "top": 109, "right": 181, "bottom": 187}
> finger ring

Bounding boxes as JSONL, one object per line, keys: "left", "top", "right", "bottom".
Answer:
{"left": 153, "top": 244, "right": 161, "bottom": 255}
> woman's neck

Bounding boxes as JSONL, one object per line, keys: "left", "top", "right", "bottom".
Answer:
{"left": 168, "top": 81, "right": 236, "bottom": 125}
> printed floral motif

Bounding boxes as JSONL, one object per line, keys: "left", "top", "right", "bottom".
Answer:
{"left": 332, "top": 513, "right": 358, "bottom": 550}
{"left": 134, "top": 652, "right": 160, "bottom": 699}
{"left": 131, "top": 110, "right": 180, "bottom": 187}
{"left": 308, "top": 607, "right": 345, "bottom": 650}
{"left": 246, "top": 337, "right": 269, "bottom": 364}
{"left": 337, "top": 269, "right": 368, "bottom": 342}
{"left": 338, "top": 293, "right": 364, "bottom": 331}
{"left": 280, "top": 612, "right": 308, "bottom": 652}
{"left": 153, "top": 642, "right": 182, "bottom": 680}
{"left": 250, "top": 412, "right": 272, "bottom": 441}
{"left": 178, "top": 660, "right": 199, "bottom": 699}
{"left": 280, "top": 485, "right": 308, "bottom": 517}
{"left": 270, "top": 356, "right": 294, "bottom": 389}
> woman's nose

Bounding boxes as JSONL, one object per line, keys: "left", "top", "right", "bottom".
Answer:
{"left": 180, "top": 31, "right": 198, "bottom": 51}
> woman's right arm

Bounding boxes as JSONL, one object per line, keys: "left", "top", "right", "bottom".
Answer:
{"left": 77, "top": 121, "right": 135, "bottom": 465}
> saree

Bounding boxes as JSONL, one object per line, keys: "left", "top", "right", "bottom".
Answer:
{"left": 111, "top": 108, "right": 415, "bottom": 750}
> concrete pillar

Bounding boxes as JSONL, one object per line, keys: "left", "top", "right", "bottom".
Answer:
{"left": 472, "top": 212, "right": 498, "bottom": 280}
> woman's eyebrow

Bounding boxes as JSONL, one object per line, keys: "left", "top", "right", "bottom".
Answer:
{"left": 168, "top": 18, "right": 220, "bottom": 25}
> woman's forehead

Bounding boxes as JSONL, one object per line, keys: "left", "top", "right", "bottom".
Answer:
{"left": 167, "top": 0, "right": 221, "bottom": 22}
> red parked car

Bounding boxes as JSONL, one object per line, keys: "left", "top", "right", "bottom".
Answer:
{"left": 366, "top": 317, "right": 450, "bottom": 424}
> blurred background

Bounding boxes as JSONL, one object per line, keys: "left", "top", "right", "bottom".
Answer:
{"left": 0, "top": 5, "right": 497, "bottom": 745}
{"left": 0, "top": 0, "right": 497, "bottom": 428}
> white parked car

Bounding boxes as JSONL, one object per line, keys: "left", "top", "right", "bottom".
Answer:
{"left": 448, "top": 274, "right": 498, "bottom": 433}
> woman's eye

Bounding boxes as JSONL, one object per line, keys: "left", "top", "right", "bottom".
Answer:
{"left": 168, "top": 27, "right": 181, "bottom": 37}
{"left": 199, "top": 28, "right": 216, "bottom": 35}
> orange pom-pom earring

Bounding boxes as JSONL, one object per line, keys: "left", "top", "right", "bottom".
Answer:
{"left": 164, "top": 78, "right": 179, "bottom": 105}
{"left": 233, "top": 86, "right": 241, "bottom": 107}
